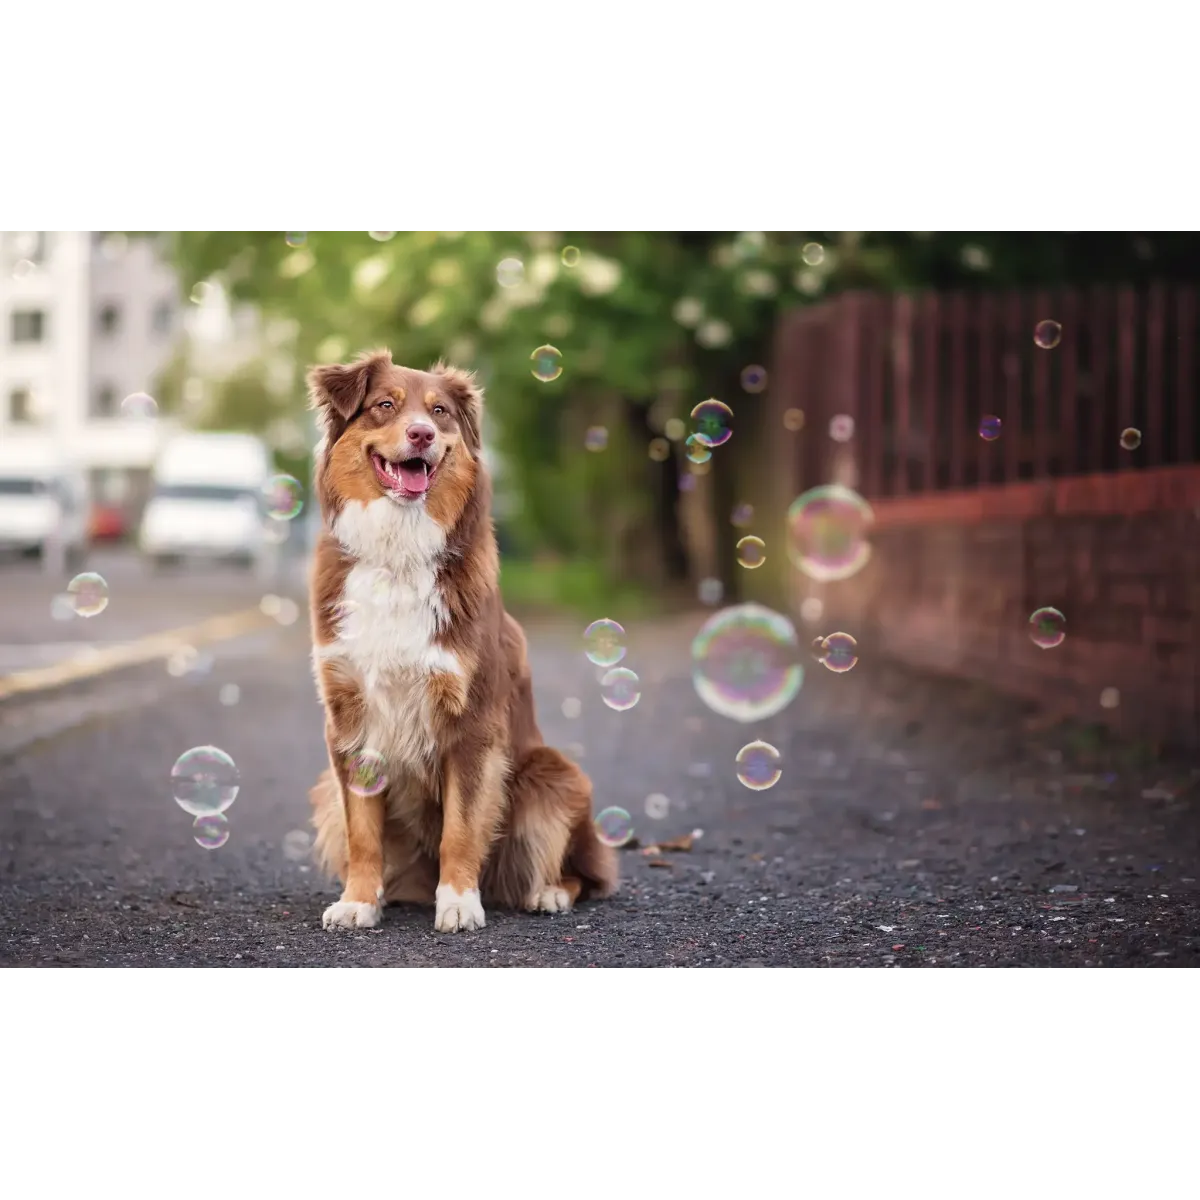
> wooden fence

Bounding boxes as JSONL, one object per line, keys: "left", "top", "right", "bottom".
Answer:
{"left": 770, "top": 285, "right": 1200, "bottom": 502}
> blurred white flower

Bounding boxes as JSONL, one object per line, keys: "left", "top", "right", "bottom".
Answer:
{"left": 428, "top": 258, "right": 463, "bottom": 288}
{"left": 696, "top": 319, "right": 733, "bottom": 349}
{"left": 480, "top": 295, "right": 511, "bottom": 331}
{"left": 673, "top": 297, "right": 705, "bottom": 327}
{"left": 738, "top": 269, "right": 778, "bottom": 298}
{"left": 732, "top": 231, "right": 766, "bottom": 261}
{"left": 961, "top": 244, "right": 991, "bottom": 271}
{"left": 409, "top": 293, "right": 445, "bottom": 327}
{"left": 353, "top": 255, "right": 389, "bottom": 294}
{"left": 713, "top": 244, "right": 736, "bottom": 268}
{"left": 529, "top": 252, "right": 561, "bottom": 289}
{"left": 496, "top": 258, "right": 525, "bottom": 288}
{"left": 316, "top": 336, "right": 348, "bottom": 362}
{"left": 795, "top": 269, "right": 824, "bottom": 296}
{"left": 280, "top": 249, "right": 314, "bottom": 279}
{"left": 576, "top": 255, "right": 622, "bottom": 296}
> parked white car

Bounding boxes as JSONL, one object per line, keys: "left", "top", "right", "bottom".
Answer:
{"left": 139, "top": 432, "right": 277, "bottom": 574}
{"left": 0, "top": 436, "right": 90, "bottom": 572}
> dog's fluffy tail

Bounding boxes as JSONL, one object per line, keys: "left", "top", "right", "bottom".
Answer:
{"left": 568, "top": 803, "right": 620, "bottom": 901}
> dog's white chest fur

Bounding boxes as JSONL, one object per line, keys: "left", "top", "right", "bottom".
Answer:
{"left": 317, "top": 498, "right": 462, "bottom": 769}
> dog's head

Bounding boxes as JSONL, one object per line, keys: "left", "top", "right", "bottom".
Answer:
{"left": 308, "top": 350, "right": 484, "bottom": 528}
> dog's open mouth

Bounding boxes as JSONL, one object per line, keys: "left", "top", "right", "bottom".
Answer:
{"left": 371, "top": 452, "right": 438, "bottom": 499}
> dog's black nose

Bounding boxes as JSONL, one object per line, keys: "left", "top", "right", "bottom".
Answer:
{"left": 406, "top": 423, "right": 436, "bottom": 450}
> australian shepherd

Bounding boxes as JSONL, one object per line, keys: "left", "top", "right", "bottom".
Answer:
{"left": 306, "top": 350, "right": 618, "bottom": 933}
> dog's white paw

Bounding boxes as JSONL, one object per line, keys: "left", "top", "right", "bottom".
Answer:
{"left": 434, "top": 885, "right": 486, "bottom": 933}
{"left": 526, "top": 885, "right": 573, "bottom": 914}
{"left": 322, "top": 900, "right": 382, "bottom": 930}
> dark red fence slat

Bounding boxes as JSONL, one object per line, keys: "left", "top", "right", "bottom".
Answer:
{"left": 863, "top": 293, "right": 885, "bottom": 498}
{"left": 892, "top": 295, "right": 913, "bottom": 497}
{"left": 1116, "top": 286, "right": 1136, "bottom": 471}
{"left": 921, "top": 293, "right": 939, "bottom": 491}
{"left": 1145, "top": 284, "right": 1165, "bottom": 467}
{"left": 1004, "top": 292, "right": 1023, "bottom": 484}
{"left": 1176, "top": 287, "right": 1194, "bottom": 465}
{"left": 1060, "top": 289, "right": 1079, "bottom": 476}
{"left": 1032, "top": 288, "right": 1051, "bottom": 478}
{"left": 949, "top": 292, "right": 968, "bottom": 489}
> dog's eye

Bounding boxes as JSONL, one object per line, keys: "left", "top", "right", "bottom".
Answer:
{"left": 432, "top": 405, "right": 446, "bottom": 416}
{"left": 379, "top": 400, "right": 394, "bottom": 410}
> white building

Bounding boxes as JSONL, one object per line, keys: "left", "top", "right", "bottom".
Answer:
{"left": 0, "top": 231, "right": 182, "bottom": 518}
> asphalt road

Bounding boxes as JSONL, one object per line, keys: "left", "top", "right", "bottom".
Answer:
{"left": 2, "top": 549, "right": 1198, "bottom": 967}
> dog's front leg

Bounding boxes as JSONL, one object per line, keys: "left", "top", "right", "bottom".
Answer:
{"left": 434, "top": 741, "right": 508, "bottom": 933}
{"left": 321, "top": 726, "right": 385, "bottom": 931}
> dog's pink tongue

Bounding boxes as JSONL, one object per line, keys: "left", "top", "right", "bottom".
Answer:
{"left": 399, "top": 462, "right": 429, "bottom": 494}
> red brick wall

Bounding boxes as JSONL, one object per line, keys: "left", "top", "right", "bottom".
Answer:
{"left": 789, "top": 466, "right": 1200, "bottom": 749}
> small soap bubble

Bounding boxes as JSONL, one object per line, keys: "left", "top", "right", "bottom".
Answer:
{"left": 731, "top": 503, "right": 754, "bottom": 528}
{"left": 1034, "top": 320, "right": 1062, "bottom": 349}
{"left": 531, "top": 345, "right": 563, "bottom": 383}
{"left": 648, "top": 437, "right": 671, "bottom": 462}
{"left": 690, "top": 399, "right": 733, "bottom": 448}
{"left": 1120, "top": 427, "right": 1142, "bottom": 451}
{"left": 783, "top": 408, "right": 805, "bottom": 432}
{"left": 561, "top": 246, "right": 581, "bottom": 267}
{"left": 496, "top": 257, "right": 524, "bottom": 288}
{"left": 583, "top": 619, "right": 626, "bottom": 667}
{"left": 595, "top": 807, "right": 634, "bottom": 848}
{"left": 811, "top": 635, "right": 828, "bottom": 663}
{"left": 736, "top": 535, "right": 766, "bottom": 570}
{"left": 787, "top": 484, "right": 875, "bottom": 583}
{"left": 219, "top": 683, "right": 240, "bottom": 707}
{"left": 1100, "top": 687, "right": 1121, "bottom": 710}
{"left": 11, "top": 258, "right": 36, "bottom": 281}
{"left": 740, "top": 365, "right": 768, "bottom": 394}
{"left": 820, "top": 632, "right": 859, "bottom": 673}
{"left": 259, "top": 594, "right": 282, "bottom": 618}
{"left": 121, "top": 392, "right": 158, "bottom": 420}
{"left": 801, "top": 242, "right": 825, "bottom": 267}
{"left": 283, "top": 829, "right": 313, "bottom": 861}
{"left": 979, "top": 415, "right": 1003, "bottom": 442}
{"left": 585, "top": 426, "right": 608, "bottom": 452}
{"left": 644, "top": 793, "right": 671, "bottom": 820}
{"left": 172, "top": 746, "right": 240, "bottom": 817}
{"left": 829, "top": 414, "right": 855, "bottom": 443}
{"left": 189, "top": 282, "right": 212, "bottom": 305}
{"left": 368, "top": 231, "right": 396, "bottom": 242}
{"left": 263, "top": 474, "right": 304, "bottom": 520}
{"left": 67, "top": 572, "right": 108, "bottom": 618}
{"left": 698, "top": 577, "right": 724, "bottom": 606}
{"left": 1029, "top": 606, "right": 1066, "bottom": 650}
{"left": 736, "top": 740, "right": 783, "bottom": 791}
{"left": 561, "top": 697, "right": 582, "bottom": 720}
{"left": 600, "top": 667, "right": 641, "bottom": 712}
{"left": 285, "top": 232, "right": 307, "bottom": 247}
{"left": 346, "top": 749, "right": 388, "bottom": 797}
{"left": 193, "top": 813, "right": 230, "bottom": 850}
{"left": 685, "top": 435, "right": 712, "bottom": 465}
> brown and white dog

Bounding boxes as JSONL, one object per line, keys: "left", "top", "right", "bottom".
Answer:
{"left": 306, "top": 350, "right": 618, "bottom": 933}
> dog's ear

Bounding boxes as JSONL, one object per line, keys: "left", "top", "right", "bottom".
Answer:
{"left": 432, "top": 362, "right": 484, "bottom": 456}
{"left": 308, "top": 350, "right": 391, "bottom": 426}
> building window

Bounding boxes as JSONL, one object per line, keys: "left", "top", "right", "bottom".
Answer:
{"left": 10, "top": 309, "right": 46, "bottom": 344}
{"left": 97, "top": 303, "right": 121, "bottom": 336}
{"left": 93, "top": 384, "right": 117, "bottom": 418}
{"left": 8, "top": 388, "right": 34, "bottom": 423}
{"left": 151, "top": 300, "right": 174, "bottom": 336}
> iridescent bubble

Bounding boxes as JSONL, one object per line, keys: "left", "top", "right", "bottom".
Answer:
{"left": 741, "top": 365, "right": 768, "bottom": 394}
{"left": 731, "top": 503, "right": 754, "bottom": 528}
{"left": 698, "top": 577, "right": 724, "bottom": 606}
{"left": 644, "top": 793, "right": 670, "bottom": 820}
{"left": 664, "top": 417, "right": 686, "bottom": 442}
{"left": 979, "top": 415, "right": 1003, "bottom": 442}
{"left": 648, "top": 437, "right": 670, "bottom": 462}
{"left": 1120, "top": 427, "right": 1142, "bottom": 451}
{"left": 496, "top": 257, "right": 524, "bottom": 288}
{"left": 691, "top": 602, "right": 803, "bottom": 723}
{"left": 829, "top": 414, "right": 855, "bottom": 443}
{"left": 531, "top": 345, "right": 563, "bottom": 383}
{"left": 172, "top": 746, "right": 240, "bottom": 817}
{"left": 283, "top": 829, "right": 313, "bottom": 861}
{"left": 219, "top": 683, "right": 240, "bottom": 706}
{"left": 189, "top": 282, "right": 211, "bottom": 305}
{"left": 346, "top": 749, "right": 389, "bottom": 797}
{"left": 585, "top": 426, "right": 608, "bottom": 453}
{"left": 67, "top": 572, "right": 108, "bottom": 618}
{"left": 1034, "top": 320, "right": 1062, "bottom": 349}
{"left": 561, "top": 246, "right": 581, "bottom": 267}
{"left": 691, "top": 399, "right": 733, "bottom": 448}
{"left": 121, "top": 392, "right": 158, "bottom": 420}
{"left": 801, "top": 242, "right": 825, "bottom": 267}
{"left": 811, "top": 635, "right": 827, "bottom": 663}
{"left": 595, "top": 806, "right": 634, "bottom": 848}
{"left": 685, "top": 435, "right": 712, "bottom": 465}
{"left": 1029, "top": 606, "right": 1066, "bottom": 650}
{"left": 736, "top": 740, "right": 782, "bottom": 791}
{"left": 600, "top": 667, "right": 641, "bottom": 712}
{"left": 736, "top": 535, "right": 766, "bottom": 570}
{"left": 262, "top": 473, "right": 304, "bottom": 520}
{"left": 285, "top": 232, "right": 308, "bottom": 248}
{"left": 786, "top": 484, "right": 875, "bottom": 583}
{"left": 368, "top": 231, "right": 396, "bottom": 242}
{"left": 193, "top": 813, "right": 230, "bottom": 850}
{"left": 583, "top": 618, "right": 626, "bottom": 667}
{"left": 783, "top": 408, "right": 805, "bottom": 432}
{"left": 820, "top": 632, "right": 859, "bottom": 674}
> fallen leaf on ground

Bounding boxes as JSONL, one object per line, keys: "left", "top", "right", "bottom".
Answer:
{"left": 648, "top": 859, "right": 673, "bottom": 870}
{"left": 657, "top": 834, "right": 696, "bottom": 853}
